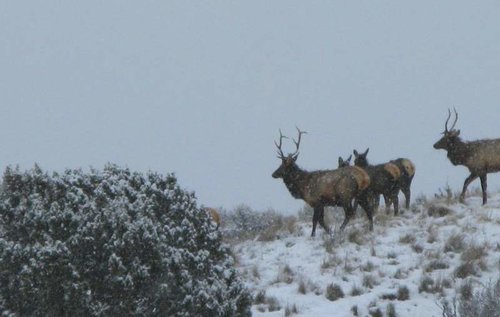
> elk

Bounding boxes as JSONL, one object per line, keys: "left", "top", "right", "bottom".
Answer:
{"left": 390, "top": 158, "right": 416, "bottom": 209}
{"left": 204, "top": 207, "right": 221, "bottom": 229}
{"left": 338, "top": 155, "right": 352, "bottom": 168}
{"left": 434, "top": 109, "right": 500, "bottom": 205}
{"left": 353, "top": 148, "right": 402, "bottom": 215}
{"left": 272, "top": 128, "right": 375, "bottom": 236}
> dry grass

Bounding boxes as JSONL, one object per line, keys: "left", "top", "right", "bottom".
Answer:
{"left": 362, "top": 274, "right": 379, "bottom": 289}
{"left": 425, "top": 259, "right": 450, "bottom": 272}
{"left": 444, "top": 233, "right": 466, "bottom": 253}
{"left": 350, "top": 284, "right": 364, "bottom": 296}
{"left": 325, "top": 283, "right": 344, "bottom": 301}
{"left": 397, "top": 285, "right": 410, "bottom": 300}
{"left": 455, "top": 261, "right": 479, "bottom": 279}
{"left": 427, "top": 204, "right": 454, "bottom": 217}
{"left": 399, "top": 232, "right": 417, "bottom": 244}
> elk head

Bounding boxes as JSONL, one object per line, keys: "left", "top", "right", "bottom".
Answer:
{"left": 338, "top": 155, "right": 352, "bottom": 168}
{"left": 353, "top": 148, "right": 370, "bottom": 167}
{"left": 434, "top": 108, "right": 461, "bottom": 150}
{"left": 272, "top": 127, "right": 307, "bottom": 179}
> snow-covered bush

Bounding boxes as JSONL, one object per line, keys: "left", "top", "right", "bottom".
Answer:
{"left": 220, "top": 204, "right": 298, "bottom": 242}
{"left": 0, "top": 164, "right": 251, "bottom": 317}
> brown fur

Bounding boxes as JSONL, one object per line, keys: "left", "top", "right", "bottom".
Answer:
{"left": 351, "top": 166, "right": 370, "bottom": 191}
{"left": 399, "top": 159, "right": 416, "bottom": 177}
{"left": 205, "top": 207, "right": 220, "bottom": 229}
{"left": 384, "top": 163, "right": 401, "bottom": 180}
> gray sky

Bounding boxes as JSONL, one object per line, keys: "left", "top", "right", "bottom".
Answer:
{"left": 1, "top": 1, "right": 500, "bottom": 213}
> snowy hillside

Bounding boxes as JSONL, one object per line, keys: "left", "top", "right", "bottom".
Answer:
{"left": 232, "top": 193, "right": 500, "bottom": 317}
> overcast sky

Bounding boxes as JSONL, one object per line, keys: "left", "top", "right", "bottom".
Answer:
{"left": 1, "top": 1, "right": 500, "bottom": 213}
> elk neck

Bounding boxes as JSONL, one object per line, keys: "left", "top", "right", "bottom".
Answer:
{"left": 282, "top": 164, "right": 309, "bottom": 200}
{"left": 446, "top": 137, "right": 470, "bottom": 166}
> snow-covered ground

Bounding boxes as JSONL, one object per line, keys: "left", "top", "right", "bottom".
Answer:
{"left": 233, "top": 193, "right": 500, "bottom": 317}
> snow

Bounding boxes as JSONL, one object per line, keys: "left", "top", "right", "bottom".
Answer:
{"left": 234, "top": 194, "right": 500, "bottom": 317}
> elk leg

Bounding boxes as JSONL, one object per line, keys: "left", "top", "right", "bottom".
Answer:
{"left": 358, "top": 194, "right": 374, "bottom": 231}
{"left": 461, "top": 173, "right": 478, "bottom": 203}
{"left": 318, "top": 207, "right": 330, "bottom": 234}
{"left": 311, "top": 208, "right": 318, "bottom": 237}
{"left": 392, "top": 193, "right": 399, "bottom": 216}
{"left": 480, "top": 174, "right": 487, "bottom": 205}
{"left": 339, "top": 202, "right": 355, "bottom": 231}
{"left": 402, "top": 186, "right": 411, "bottom": 209}
{"left": 383, "top": 194, "right": 391, "bottom": 214}
{"left": 311, "top": 206, "right": 323, "bottom": 237}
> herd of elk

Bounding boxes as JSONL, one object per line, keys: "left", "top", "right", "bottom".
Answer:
{"left": 272, "top": 128, "right": 376, "bottom": 236}
{"left": 434, "top": 109, "right": 500, "bottom": 205}
{"left": 272, "top": 109, "right": 497, "bottom": 236}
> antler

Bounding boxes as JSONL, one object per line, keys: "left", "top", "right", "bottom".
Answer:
{"left": 291, "top": 126, "right": 307, "bottom": 158}
{"left": 274, "top": 129, "right": 288, "bottom": 159}
{"left": 444, "top": 108, "right": 459, "bottom": 133}
{"left": 449, "top": 108, "right": 458, "bottom": 131}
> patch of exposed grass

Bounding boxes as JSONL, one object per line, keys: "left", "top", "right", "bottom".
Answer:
{"left": 350, "top": 284, "right": 363, "bottom": 296}
{"left": 325, "top": 283, "right": 344, "bottom": 301}
{"left": 362, "top": 274, "right": 379, "bottom": 289}
{"left": 284, "top": 303, "right": 298, "bottom": 316}
{"left": 444, "top": 233, "right": 466, "bottom": 253}
{"left": 455, "top": 261, "right": 479, "bottom": 279}
{"left": 425, "top": 259, "right": 450, "bottom": 272}
{"left": 399, "top": 233, "right": 417, "bottom": 244}
{"left": 428, "top": 204, "right": 454, "bottom": 217}
{"left": 397, "top": 285, "right": 410, "bottom": 300}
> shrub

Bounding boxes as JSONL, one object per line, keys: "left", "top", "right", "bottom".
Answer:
{"left": 0, "top": 165, "right": 251, "bottom": 317}
{"left": 397, "top": 285, "right": 410, "bottom": 301}
{"left": 350, "top": 284, "right": 363, "bottom": 296}
{"left": 458, "top": 279, "right": 500, "bottom": 317}
{"left": 444, "top": 233, "right": 466, "bottom": 253}
{"left": 399, "top": 233, "right": 416, "bottom": 244}
{"left": 386, "top": 302, "right": 397, "bottom": 317}
{"left": 325, "top": 283, "right": 344, "bottom": 301}
{"left": 284, "top": 303, "right": 298, "bottom": 316}
{"left": 441, "top": 279, "right": 500, "bottom": 317}
{"left": 427, "top": 204, "right": 453, "bottom": 217}
{"left": 220, "top": 205, "right": 297, "bottom": 242}
{"left": 362, "top": 274, "right": 378, "bottom": 289}
{"left": 425, "top": 259, "right": 450, "bottom": 272}
{"left": 455, "top": 261, "right": 479, "bottom": 278}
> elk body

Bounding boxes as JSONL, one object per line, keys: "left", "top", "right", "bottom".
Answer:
{"left": 390, "top": 158, "right": 416, "bottom": 209}
{"left": 434, "top": 109, "right": 500, "bottom": 205}
{"left": 353, "top": 148, "right": 402, "bottom": 215}
{"left": 272, "top": 129, "right": 375, "bottom": 236}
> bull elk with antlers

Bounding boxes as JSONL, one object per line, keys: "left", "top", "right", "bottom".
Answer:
{"left": 434, "top": 109, "right": 500, "bottom": 205}
{"left": 272, "top": 128, "right": 375, "bottom": 236}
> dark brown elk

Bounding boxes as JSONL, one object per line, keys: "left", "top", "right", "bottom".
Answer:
{"left": 272, "top": 128, "right": 375, "bottom": 236}
{"left": 434, "top": 109, "right": 500, "bottom": 205}
{"left": 338, "top": 155, "right": 352, "bottom": 168}
{"left": 342, "top": 154, "right": 414, "bottom": 209}
{"left": 353, "top": 148, "right": 402, "bottom": 215}
{"left": 390, "top": 158, "right": 416, "bottom": 209}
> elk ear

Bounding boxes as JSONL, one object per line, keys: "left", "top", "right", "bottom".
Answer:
{"left": 338, "top": 157, "right": 344, "bottom": 166}
{"left": 347, "top": 154, "right": 352, "bottom": 163}
{"left": 364, "top": 148, "right": 369, "bottom": 156}
{"left": 353, "top": 150, "right": 359, "bottom": 157}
